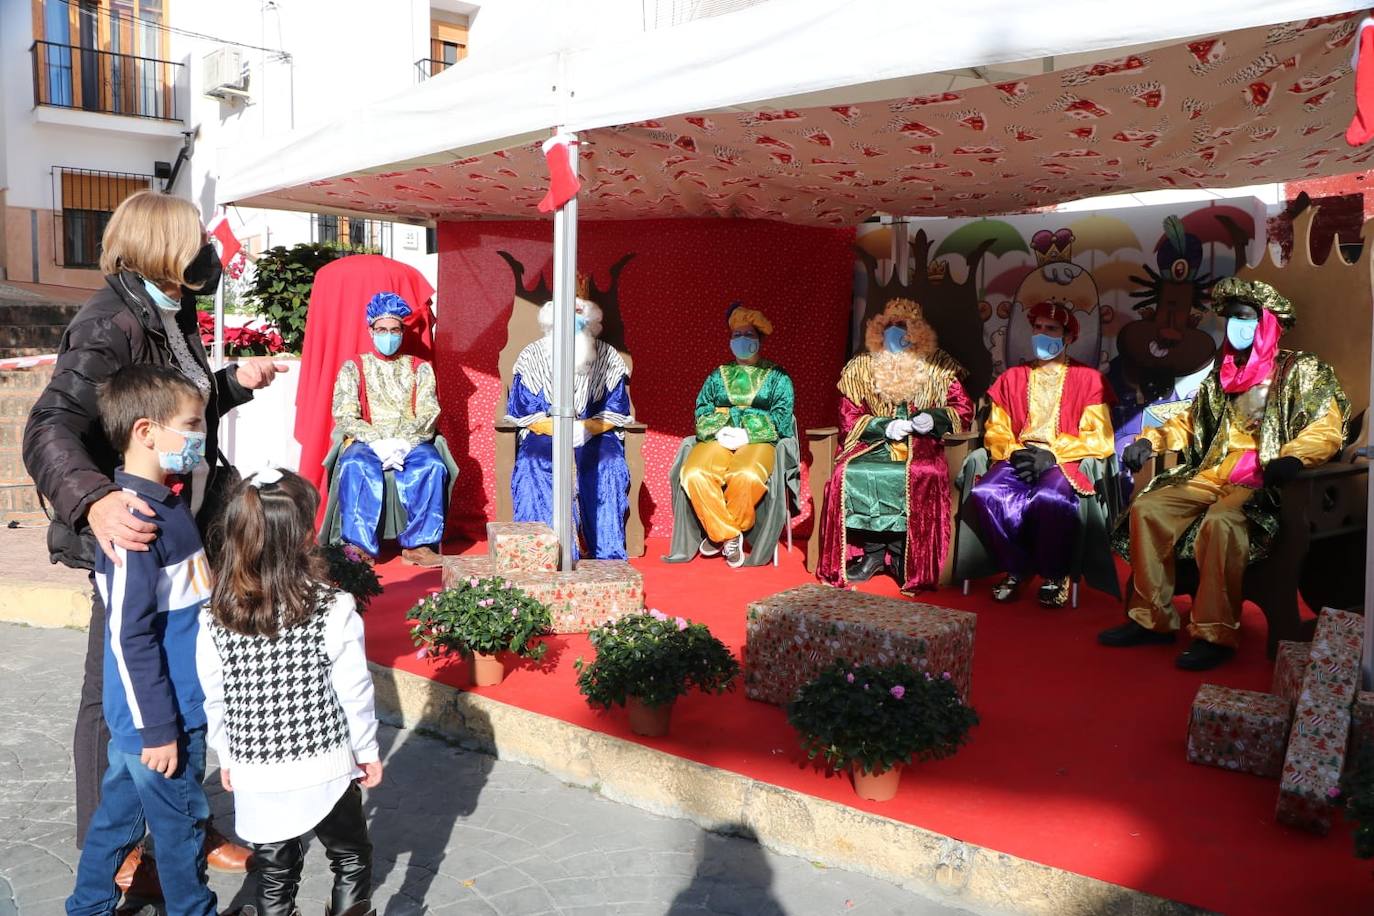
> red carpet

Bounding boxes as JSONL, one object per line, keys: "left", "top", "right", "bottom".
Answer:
{"left": 364, "top": 538, "right": 1371, "bottom": 915}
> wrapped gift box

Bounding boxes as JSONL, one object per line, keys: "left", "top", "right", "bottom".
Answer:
{"left": 508, "top": 560, "right": 644, "bottom": 633}
{"left": 743, "top": 584, "right": 976, "bottom": 706}
{"left": 486, "top": 521, "right": 560, "bottom": 573}
{"left": 1270, "top": 640, "right": 1308, "bottom": 708}
{"left": 1300, "top": 608, "right": 1363, "bottom": 705}
{"left": 1276, "top": 699, "right": 1351, "bottom": 834}
{"left": 441, "top": 555, "right": 497, "bottom": 587}
{"left": 1185, "top": 684, "right": 1291, "bottom": 779}
{"left": 1351, "top": 691, "right": 1374, "bottom": 767}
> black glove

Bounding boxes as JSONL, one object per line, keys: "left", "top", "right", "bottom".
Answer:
{"left": 1263, "top": 455, "right": 1304, "bottom": 488}
{"left": 1122, "top": 438, "right": 1155, "bottom": 472}
{"left": 1010, "top": 446, "right": 1056, "bottom": 483}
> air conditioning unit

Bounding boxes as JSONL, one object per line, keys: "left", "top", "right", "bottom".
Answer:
{"left": 203, "top": 48, "right": 249, "bottom": 99}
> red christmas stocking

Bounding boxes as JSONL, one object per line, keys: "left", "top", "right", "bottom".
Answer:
{"left": 1346, "top": 18, "right": 1374, "bottom": 147}
{"left": 538, "top": 135, "right": 581, "bottom": 213}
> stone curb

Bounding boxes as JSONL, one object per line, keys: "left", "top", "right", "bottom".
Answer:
{"left": 0, "top": 580, "right": 91, "bottom": 629}
{"left": 370, "top": 663, "right": 1215, "bottom": 916}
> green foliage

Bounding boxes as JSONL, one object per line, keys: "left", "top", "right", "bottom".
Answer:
{"left": 574, "top": 611, "right": 740, "bottom": 710}
{"left": 787, "top": 660, "right": 979, "bottom": 775}
{"left": 244, "top": 243, "right": 347, "bottom": 353}
{"left": 406, "top": 576, "right": 552, "bottom": 660}
{"left": 1342, "top": 748, "right": 1374, "bottom": 859}
{"left": 320, "top": 544, "right": 383, "bottom": 612}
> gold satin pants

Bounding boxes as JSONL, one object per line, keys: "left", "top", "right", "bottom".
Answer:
{"left": 680, "top": 441, "right": 775, "bottom": 543}
{"left": 1126, "top": 475, "right": 1253, "bottom": 648}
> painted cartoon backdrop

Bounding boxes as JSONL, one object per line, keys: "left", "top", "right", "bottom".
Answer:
{"left": 854, "top": 196, "right": 1269, "bottom": 465}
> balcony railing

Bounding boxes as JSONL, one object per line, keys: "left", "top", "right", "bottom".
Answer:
{"left": 31, "top": 40, "right": 182, "bottom": 122}
{"left": 414, "top": 57, "right": 454, "bottom": 82}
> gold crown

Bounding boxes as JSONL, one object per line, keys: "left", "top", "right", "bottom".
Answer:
{"left": 575, "top": 273, "right": 591, "bottom": 300}
{"left": 927, "top": 259, "right": 949, "bottom": 282}
{"left": 882, "top": 297, "right": 923, "bottom": 324}
{"left": 1033, "top": 231, "right": 1074, "bottom": 267}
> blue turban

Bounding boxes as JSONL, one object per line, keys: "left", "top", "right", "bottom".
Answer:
{"left": 366, "top": 291, "right": 412, "bottom": 325}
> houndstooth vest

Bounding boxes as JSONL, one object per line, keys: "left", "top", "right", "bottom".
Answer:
{"left": 210, "top": 593, "right": 350, "bottom": 765}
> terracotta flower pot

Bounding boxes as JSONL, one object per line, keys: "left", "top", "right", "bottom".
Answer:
{"left": 851, "top": 762, "right": 902, "bottom": 801}
{"left": 471, "top": 651, "right": 505, "bottom": 687}
{"left": 626, "top": 695, "right": 673, "bottom": 737}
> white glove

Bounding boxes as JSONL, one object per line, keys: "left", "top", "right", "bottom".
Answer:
{"left": 387, "top": 441, "right": 413, "bottom": 470}
{"left": 716, "top": 427, "right": 748, "bottom": 451}
{"left": 572, "top": 422, "right": 588, "bottom": 448}
{"left": 369, "top": 438, "right": 400, "bottom": 462}
{"left": 911, "top": 412, "right": 935, "bottom": 435}
{"left": 884, "top": 419, "right": 913, "bottom": 441}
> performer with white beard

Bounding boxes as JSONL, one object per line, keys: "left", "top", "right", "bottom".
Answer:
{"left": 505, "top": 283, "right": 633, "bottom": 559}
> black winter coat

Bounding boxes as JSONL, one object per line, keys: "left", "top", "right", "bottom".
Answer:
{"left": 22, "top": 270, "right": 254, "bottom": 569}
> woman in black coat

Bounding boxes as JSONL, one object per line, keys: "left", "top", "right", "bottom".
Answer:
{"left": 22, "top": 189, "right": 284, "bottom": 873}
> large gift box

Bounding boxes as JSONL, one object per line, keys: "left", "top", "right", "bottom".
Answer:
{"left": 441, "top": 556, "right": 642, "bottom": 634}
{"left": 1270, "top": 640, "right": 1308, "bottom": 708}
{"left": 441, "top": 555, "right": 497, "bottom": 583}
{"left": 486, "top": 522, "right": 560, "bottom": 573}
{"left": 1276, "top": 700, "right": 1351, "bottom": 834}
{"left": 743, "top": 584, "right": 975, "bottom": 706}
{"left": 1300, "top": 608, "right": 1363, "bottom": 705}
{"left": 1185, "top": 684, "right": 1291, "bottom": 779}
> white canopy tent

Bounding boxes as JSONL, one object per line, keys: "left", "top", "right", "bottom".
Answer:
{"left": 220, "top": 0, "right": 1374, "bottom": 676}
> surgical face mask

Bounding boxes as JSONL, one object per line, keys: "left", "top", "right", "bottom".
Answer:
{"left": 574, "top": 314, "right": 589, "bottom": 335}
{"left": 152, "top": 423, "right": 206, "bottom": 474}
{"left": 883, "top": 325, "right": 910, "bottom": 353}
{"left": 1031, "top": 333, "right": 1065, "bottom": 360}
{"left": 730, "top": 334, "right": 760, "bottom": 360}
{"left": 142, "top": 278, "right": 181, "bottom": 313}
{"left": 372, "top": 329, "right": 403, "bottom": 357}
{"left": 1226, "top": 317, "right": 1258, "bottom": 350}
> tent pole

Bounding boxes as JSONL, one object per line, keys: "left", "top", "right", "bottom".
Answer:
{"left": 551, "top": 132, "right": 579, "bottom": 571}
{"left": 213, "top": 273, "right": 225, "bottom": 370}
{"left": 1364, "top": 321, "right": 1373, "bottom": 689}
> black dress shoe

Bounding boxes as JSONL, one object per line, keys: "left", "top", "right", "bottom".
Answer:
{"left": 990, "top": 574, "right": 1021, "bottom": 602}
{"left": 846, "top": 551, "right": 887, "bottom": 582}
{"left": 1097, "top": 619, "right": 1177, "bottom": 647}
{"left": 1175, "top": 639, "right": 1236, "bottom": 671}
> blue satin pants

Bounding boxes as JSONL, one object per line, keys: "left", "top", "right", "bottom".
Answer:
{"left": 512, "top": 432, "right": 628, "bottom": 560}
{"left": 337, "top": 441, "right": 447, "bottom": 557}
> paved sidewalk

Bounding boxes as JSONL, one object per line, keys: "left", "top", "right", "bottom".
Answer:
{"left": 0, "top": 623, "right": 978, "bottom": 916}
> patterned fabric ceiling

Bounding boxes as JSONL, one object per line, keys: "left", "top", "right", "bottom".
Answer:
{"left": 267, "top": 12, "right": 1374, "bottom": 225}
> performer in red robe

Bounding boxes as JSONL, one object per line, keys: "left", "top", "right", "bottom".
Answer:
{"left": 817, "top": 299, "right": 973, "bottom": 592}
{"left": 294, "top": 254, "right": 434, "bottom": 497}
{"left": 965, "top": 301, "right": 1115, "bottom": 607}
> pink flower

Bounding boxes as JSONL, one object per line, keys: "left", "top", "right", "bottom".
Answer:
{"left": 675, "top": 617, "right": 689, "bottom": 631}
{"left": 846, "top": 673, "right": 855, "bottom": 683}
{"left": 468, "top": 577, "right": 480, "bottom": 588}
{"left": 416, "top": 647, "right": 430, "bottom": 659}
{"left": 1327, "top": 786, "right": 1342, "bottom": 800}
{"left": 503, "top": 580, "right": 513, "bottom": 589}
{"left": 510, "top": 609, "right": 519, "bottom": 618}
{"left": 648, "top": 608, "right": 668, "bottom": 621}
{"left": 941, "top": 672, "right": 951, "bottom": 680}
{"left": 862, "top": 683, "right": 869, "bottom": 690}
{"left": 889, "top": 685, "right": 905, "bottom": 699}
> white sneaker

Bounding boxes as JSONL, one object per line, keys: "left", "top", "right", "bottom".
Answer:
{"left": 699, "top": 537, "right": 722, "bottom": 558}
{"left": 723, "top": 534, "right": 745, "bottom": 568}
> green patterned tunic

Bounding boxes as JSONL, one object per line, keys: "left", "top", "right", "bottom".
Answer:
{"left": 693, "top": 360, "right": 795, "bottom": 443}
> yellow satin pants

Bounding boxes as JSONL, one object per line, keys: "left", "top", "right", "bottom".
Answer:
{"left": 1126, "top": 476, "right": 1253, "bottom": 648}
{"left": 680, "top": 441, "right": 775, "bottom": 543}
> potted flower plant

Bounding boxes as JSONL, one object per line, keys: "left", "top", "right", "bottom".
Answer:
{"left": 406, "top": 576, "right": 552, "bottom": 686}
{"left": 573, "top": 609, "right": 740, "bottom": 737}
{"left": 1341, "top": 749, "right": 1374, "bottom": 859}
{"left": 320, "top": 543, "right": 383, "bottom": 612}
{"left": 787, "top": 659, "right": 979, "bottom": 801}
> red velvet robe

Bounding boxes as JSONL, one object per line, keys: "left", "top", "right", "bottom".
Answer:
{"left": 985, "top": 361, "right": 1112, "bottom": 496}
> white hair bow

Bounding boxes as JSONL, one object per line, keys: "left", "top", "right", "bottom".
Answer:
{"left": 249, "top": 467, "right": 284, "bottom": 488}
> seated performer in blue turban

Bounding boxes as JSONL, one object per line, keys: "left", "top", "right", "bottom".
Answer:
{"left": 331, "top": 291, "right": 447, "bottom": 566}
{"left": 505, "top": 283, "right": 633, "bottom": 559}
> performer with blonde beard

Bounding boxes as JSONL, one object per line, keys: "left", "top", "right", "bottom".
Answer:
{"left": 505, "top": 282, "right": 633, "bottom": 559}
{"left": 817, "top": 299, "right": 973, "bottom": 590}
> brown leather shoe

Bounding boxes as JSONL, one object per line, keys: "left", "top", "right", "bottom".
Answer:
{"left": 401, "top": 545, "right": 443, "bottom": 567}
{"left": 204, "top": 824, "right": 252, "bottom": 873}
{"left": 114, "top": 845, "right": 161, "bottom": 901}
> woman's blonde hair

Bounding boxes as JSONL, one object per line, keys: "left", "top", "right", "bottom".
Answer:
{"left": 98, "top": 189, "right": 204, "bottom": 287}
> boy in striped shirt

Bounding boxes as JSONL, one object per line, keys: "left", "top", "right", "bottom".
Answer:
{"left": 67, "top": 365, "right": 217, "bottom": 916}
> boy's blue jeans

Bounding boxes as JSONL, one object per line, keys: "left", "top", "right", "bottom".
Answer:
{"left": 67, "top": 726, "right": 217, "bottom": 916}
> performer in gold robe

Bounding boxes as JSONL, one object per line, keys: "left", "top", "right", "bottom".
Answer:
{"left": 816, "top": 299, "right": 973, "bottom": 590}
{"left": 1100, "top": 279, "right": 1348, "bottom": 669}
{"left": 680, "top": 304, "right": 795, "bottom": 567}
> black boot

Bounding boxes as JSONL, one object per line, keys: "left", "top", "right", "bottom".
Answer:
{"left": 1175, "top": 638, "right": 1236, "bottom": 671}
{"left": 248, "top": 837, "right": 305, "bottom": 916}
{"left": 1097, "top": 619, "right": 1177, "bottom": 647}
{"left": 884, "top": 536, "right": 907, "bottom": 586}
{"left": 845, "top": 542, "right": 887, "bottom": 582}
{"left": 316, "top": 783, "right": 374, "bottom": 915}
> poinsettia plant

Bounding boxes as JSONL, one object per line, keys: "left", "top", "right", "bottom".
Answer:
{"left": 406, "top": 576, "right": 552, "bottom": 660}
{"left": 320, "top": 543, "right": 382, "bottom": 612}
{"left": 574, "top": 610, "right": 740, "bottom": 710}
{"left": 196, "top": 312, "right": 286, "bottom": 357}
{"left": 787, "top": 659, "right": 979, "bottom": 775}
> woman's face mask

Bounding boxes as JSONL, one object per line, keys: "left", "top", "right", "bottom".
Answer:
{"left": 1031, "top": 333, "right": 1066, "bottom": 360}
{"left": 730, "top": 332, "right": 760, "bottom": 360}
{"left": 182, "top": 242, "right": 222, "bottom": 294}
{"left": 1226, "top": 317, "right": 1259, "bottom": 350}
{"left": 153, "top": 422, "right": 207, "bottom": 474}
{"left": 883, "top": 324, "right": 910, "bottom": 353}
{"left": 372, "top": 327, "right": 404, "bottom": 357}
{"left": 142, "top": 278, "right": 181, "bottom": 313}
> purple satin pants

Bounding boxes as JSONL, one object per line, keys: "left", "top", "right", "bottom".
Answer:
{"left": 967, "top": 461, "right": 1079, "bottom": 579}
